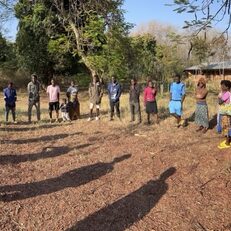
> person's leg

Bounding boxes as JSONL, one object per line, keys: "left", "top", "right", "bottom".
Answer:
{"left": 28, "top": 101, "right": 33, "bottom": 122}
{"left": 88, "top": 103, "right": 94, "bottom": 120}
{"left": 96, "top": 104, "right": 100, "bottom": 120}
{"left": 49, "top": 103, "right": 53, "bottom": 121}
{"left": 12, "top": 107, "right": 16, "bottom": 122}
{"left": 135, "top": 102, "right": 142, "bottom": 123}
{"left": 66, "top": 112, "right": 71, "bottom": 121}
{"left": 130, "top": 103, "right": 135, "bottom": 122}
{"left": 115, "top": 101, "right": 120, "bottom": 118}
{"left": 35, "top": 101, "right": 41, "bottom": 121}
{"left": 110, "top": 101, "right": 115, "bottom": 120}
{"left": 5, "top": 105, "right": 10, "bottom": 122}
{"left": 147, "top": 113, "right": 151, "bottom": 124}
{"left": 55, "top": 102, "right": 59, "bottom": 121}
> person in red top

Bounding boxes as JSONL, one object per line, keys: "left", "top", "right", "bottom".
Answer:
{"left": 144, "top": 80, "right": 158, "bottom": 124}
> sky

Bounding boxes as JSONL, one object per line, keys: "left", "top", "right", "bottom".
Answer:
{"left": 2, "top": 0, "right": 226, "bottom": 41}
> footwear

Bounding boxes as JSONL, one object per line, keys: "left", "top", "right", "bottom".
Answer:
{"left": 87, "top": 117, "right": 92, "bottom": 121}
{"left": 202, "top": 128, "right": 208, "bottom": 134}
{"left": 13, "top": 121, "right": 18, "bottom": 124}
{"left": 95, "top": 116, "right": 99, "bottom": 121}
{"left": 196, "top": 126, "right": 203, "bottom": 132}
{"left": 218, "top": 140, "right": 231, "bottom": 149}
{"left": 55, "top": 119, "right": 59, "bottom": 123}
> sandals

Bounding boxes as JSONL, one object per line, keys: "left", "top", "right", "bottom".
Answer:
{"left": 218, "top": 140, "right": 231, "bottom": 149}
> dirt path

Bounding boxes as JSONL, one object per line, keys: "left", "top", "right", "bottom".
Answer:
{"left": 0, "top": 118, "right": 230, "bottom": 231}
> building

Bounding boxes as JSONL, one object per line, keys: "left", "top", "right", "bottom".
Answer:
{"left": 184, "top": 61, "right": 231, "bottom": 84}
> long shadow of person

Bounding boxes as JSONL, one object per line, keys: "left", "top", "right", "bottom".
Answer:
{"left": 66, "top": 167, "right": 176, "bottom": 231}
{"left": 0, "top": 143, "right": 92, "bottom": 165}
{"left": 0, "top": 154, "right": 131, "bottom": 202}
{"left": 1, "top": 132, "right": 83, "bottom": 144}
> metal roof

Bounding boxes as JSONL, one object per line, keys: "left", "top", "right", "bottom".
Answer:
{"left": 185, "top": 61, "right": 231, "bottom": 71}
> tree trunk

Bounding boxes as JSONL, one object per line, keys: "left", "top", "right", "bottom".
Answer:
{"left": 69, "top": 21, "right": 96, "bottom": 77}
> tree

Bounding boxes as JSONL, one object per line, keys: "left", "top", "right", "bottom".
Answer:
{"left": 51, "top": 0, "right": 130, "bottom": 76}
{"left": 170, "top": 0, "right": 231, "bottom": 35}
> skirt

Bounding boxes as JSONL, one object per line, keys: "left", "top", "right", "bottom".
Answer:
{"left": 146, "top": 101, "right": 158, "bottom": 114}
{"left": 195, "top": 103, "right": 209, "bottom": 128}
{"left": 221, "top": 115, "right": 231, "bottom": 136}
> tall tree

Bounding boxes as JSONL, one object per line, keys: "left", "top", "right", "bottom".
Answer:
{"left": 51, "top": 0, "right": 129, "bottom": 76}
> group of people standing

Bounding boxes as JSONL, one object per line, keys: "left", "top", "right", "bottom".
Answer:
{"left": 2, "top": 73, "right": 231, "bottom": 148}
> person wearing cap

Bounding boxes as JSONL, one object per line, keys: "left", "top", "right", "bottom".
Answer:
{"left": 3, "top": 82, "right": 17, "bottom": 123}
{"left": 27, "top": 74, "right": 41, "bottom": 123}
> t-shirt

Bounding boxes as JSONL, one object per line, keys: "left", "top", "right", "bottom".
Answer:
{"left": 220, "top": 91, "right": 231, "bottom": 104}
{"left": 67, "top": 86, "right": 78, "bottom": 95}
{"left": 144, "top": 86, "right": 157, "bottom": 103}
{"left": 170, "top": 82, "right": 185, "bottom": 101}
{"left": 47, "top": 85, "right": 60, "bottom": 102}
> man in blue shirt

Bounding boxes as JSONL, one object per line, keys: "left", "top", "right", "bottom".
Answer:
{"left": 108, "top": 76, "right": 122, "bottom": 121}
{"left": 3, "top": 82, "right": 17, "bottom": 123}
{"left": 169, "top": 74, "right": 186, "bottom": 127}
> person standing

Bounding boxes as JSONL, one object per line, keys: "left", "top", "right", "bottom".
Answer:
{"left": 129, "top": 78, "right": 141, "bottom": 124}
{"left": 108, "top": 76, "right": 122, "bottom": 121}
{"left": 3, "top": 82, "right": 17, "bottom": 123}
{"left": 144, "top": 80, "right": 158, "bottom": 124}
{"left": 195, "top": 78, "right": 209, "bottom": 133}
{"left": 27, "top": 74, "right": 40, "bottom": 123}
{"left": 47, "top": 79, "right": 60, "bottom": 123}
{"left": 88, "top": 75, "right": 104, "bottom": 121}
{"left": 169, "top": 74, "right": 186, "bottom": 127}
{"left": 217, "top": 80, "right": 231, "bottom": 149}
{"left": 66, "top": 81, "right": 80, "bottom": 120}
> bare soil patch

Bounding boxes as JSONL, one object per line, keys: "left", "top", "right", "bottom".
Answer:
{"left": 0, "top": 104, "right": 230, "bottom": 231}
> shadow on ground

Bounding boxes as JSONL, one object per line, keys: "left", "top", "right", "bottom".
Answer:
{"left": 0, "top": 154, "right": 131, "bottom": 202}
{"left": 0, "top": 143, "right": 92, "bottom": 165}
{"left": 66, "top": 167, "right": 176, "bottom": 231}
{"left": 0, "top": 132, "right": 83, "bottom": 144}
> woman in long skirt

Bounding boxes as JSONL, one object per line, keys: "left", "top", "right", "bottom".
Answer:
{"left": 195, "top": 78, "right": 209, "bottom": 133}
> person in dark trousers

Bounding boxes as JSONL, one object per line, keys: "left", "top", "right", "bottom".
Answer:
{"left": 129, "top": 78, "right": 141, "bottom": 123}
{"left": 27, "top": 74, "right": 41, "bottom": 123}
{"left": 3, "top": 82, "right": 17, "bottom": 123}
{"left": 107, "top": 76, "right": 122, "bottom": 121}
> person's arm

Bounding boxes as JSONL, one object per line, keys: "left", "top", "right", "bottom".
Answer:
{"left": 14, "top": 89, "right": 17, "bottom": 102}
{"left": 116, "top": 84, "right": 122, "bottom": 100}
{"left": 88, "top": 84, "right": 92, "bottom": 97}
{"left": 57, "top": 86, "right": 60, "bottom": 102}
{"left": 169, "top": 83, "right": 172, "bottom": 101}
{"left": 3, "top": 89, "right": 7, "bottom": 101}
{"left": 27, "top": 83, "right": 31, "bottom": 94}
{"left": 181, "top": 84, "right": 186, "bottom": 103}
{"left": 144, "top": 88, "right": 147, "bottom": 106}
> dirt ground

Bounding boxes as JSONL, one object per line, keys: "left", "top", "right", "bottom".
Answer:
{"left": 0, "top": 94, "right": 231, "bottom": 231}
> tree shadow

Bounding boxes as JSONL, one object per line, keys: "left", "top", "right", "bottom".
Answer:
{"left": 209, "top": 114, "right": 217, "bottom": 130}
{"left": 0, "top": 143, "right": 92, "bottom": 165}
{"left": 66, "top": 167, "right": 176, "bottom": 231}
{"left": 0, "top": 154, "right": 131, "bottom": 202}
{"left": 1, "top": 132, "right": 83, "bottom": 144}
{"left": 0, "top": 123, "right": 63, "bottom": 132}
{"left": 158, "top": 106, "right": 171, "bottom": 120}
